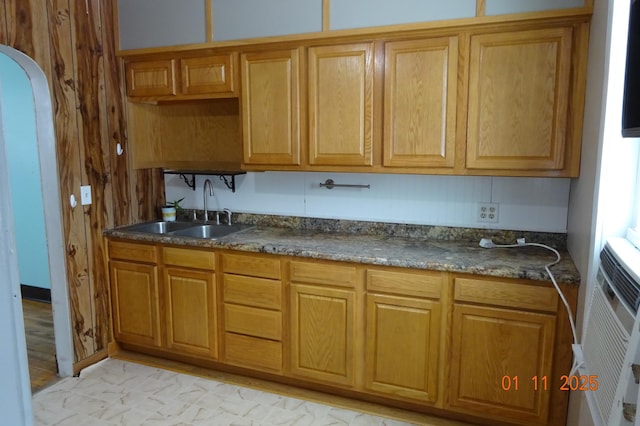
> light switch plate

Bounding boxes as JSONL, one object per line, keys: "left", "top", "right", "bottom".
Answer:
{"left": 80, "top": 185, "right": 92, "bottom": 205}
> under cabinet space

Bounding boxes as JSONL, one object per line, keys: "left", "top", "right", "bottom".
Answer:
{"left": 126, "top": 99, "right": 242, "bottom": 170}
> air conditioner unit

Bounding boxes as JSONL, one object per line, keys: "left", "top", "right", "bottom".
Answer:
{"left": 575, "top": 237, "right": 640, "bottom": 425}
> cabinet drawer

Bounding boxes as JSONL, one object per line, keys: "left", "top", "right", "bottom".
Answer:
{"left": 223, "top": 274, "right": 282, "bottom": 309}
{"left": 125, "top": 59, "right": 176, "bottom": 97}
{"left": 109, "top": 240, "right": 157, "bottom": 263}
{"left": 163, "top": 247, "right": 215, "bottom": 270}
{"left": 222, "top": 253, "right": 281, "bottom": 279}
{"left": 454, "top": 277, "right": 558, "bottom": 313}
{"left": 181, "top": 54, "right": 236, "bottom": 95}
{"left": 290, "top": 261, "right": 356, "bottom": 287}
{"left": 224, "top": 304, "right": 282, "bottom": 340}
{"left": 367, "top": 269, "right": 442, "bottom": 299}
{"left": 225, "top": 333, "right": 282, "bottom": 373}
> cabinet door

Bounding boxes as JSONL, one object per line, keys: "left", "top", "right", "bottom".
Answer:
{"left": 308, "top": 43, "right": 374, "bottom": 166}
{"left": 383, "top": 37, "right": 457, "bottom": 168}
{"left": 365, "top": 294, "right": 440, "bottom": 402}
{"left": 466, "top": 28, "right": 572, "bottom": 171}
{"left": 241, "top": 49, "right": 300, "bottom": 165}
{"left": 125, "top": 59, "right": 177, "bottom": 97}
{"left": 110, "top": 261, "right": 161, "bottom": 347}
{"left": 181, "top": 54, "right": 236, "bottom": 96}
{"left": 164, "top": 267, "right": 217, "bottom": 358}
{"left": 448, "top": 304, "right": 556, "bottom": 424}
{"left": 289, "top": 283, "right": 356, "bottom": 387}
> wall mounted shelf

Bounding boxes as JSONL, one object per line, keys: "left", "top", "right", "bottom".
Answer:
{"left": 163, "top": 170, "right": 246, "bottom": 192}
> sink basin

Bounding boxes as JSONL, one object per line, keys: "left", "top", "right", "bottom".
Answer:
{"left": 171, "top": 224, "right": 252, "bottom": 239}
{"left": 121, "top": 221, "right": 194, "bottom": 234}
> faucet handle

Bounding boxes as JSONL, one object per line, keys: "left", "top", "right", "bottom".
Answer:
{"left": 223, "top": 208, "right": 232, "bottom": 226}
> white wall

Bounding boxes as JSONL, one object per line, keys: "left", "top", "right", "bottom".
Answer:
{"left": 166, "top": 172, "right": 571, "bottom": 233}
{"left": 566, "top": 0, "right": 640, "bottom": 423}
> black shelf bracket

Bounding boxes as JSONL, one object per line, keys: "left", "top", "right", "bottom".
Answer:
{"left": 178, "top": 173, "right": 196, "bottom": 190}
{"left": 164, "top": 170, "right": 246, "bottom": 193}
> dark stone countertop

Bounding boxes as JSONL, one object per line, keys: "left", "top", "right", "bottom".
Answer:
{"left": 105, "top": 214, "right": 580, "bottom": 285}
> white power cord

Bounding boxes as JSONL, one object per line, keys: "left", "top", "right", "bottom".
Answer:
{"left": 479, "top": 238, "right": 581, "bottom": 375}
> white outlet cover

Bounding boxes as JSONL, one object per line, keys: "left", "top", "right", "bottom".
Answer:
{"left": 478, "top": 202, "right": 499, "bottom": 223}
{"left": 80, "top": 185, "right": 92, "bottom": 205}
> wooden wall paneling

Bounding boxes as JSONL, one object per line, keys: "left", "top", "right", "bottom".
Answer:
{"left": 101, "top": 0, "right": 132, "bottom": 227}
{"left": 46, "top": 0, "right": 94, "bottom": 361}
{"left": 0, "top": 0, "right": 8, "bottom": 44}
{"left": 2, "top": 0, "right": 51, "bottom": 66}
{"left": 69, "top": 0, "right": 114, "bottom": 356}
{"left": 132, "top": 168, "right": 165, "bottom": 222}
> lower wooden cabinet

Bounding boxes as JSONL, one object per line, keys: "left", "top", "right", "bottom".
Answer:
{"left": 221, "top": 253, "right": 284, "bottom": 373}
{"left": 164, "top": 267, "right": 218, "bottom": 358}
{"left": 289, "top": 283, "right": 356, "bottom": 387}
{"left": 364, "top": 268, "right": 443, "bottom": 403}
{"left": 365, "top": 294, "right": 441, "bottom": 402}
{"left": 163, "top": 246, "right": 218, "bottom": 358}
{"left": 110, "top": 260, "right": 161, "bottom": 347}
{"left": 108, "top": 240, "right": 576, "bottom": 426}
{"left": 448, "top": 276, "right": 559, "bottom": 425}
{"left": 109, "top": 240, "right": 161, "bottom": 348}
{"left": 288, "top": 260, "right": 359, "bottom": 387}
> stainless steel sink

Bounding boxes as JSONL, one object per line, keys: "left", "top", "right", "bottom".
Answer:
{"left": 120, "top": 221, "right": 194, "bottom": 234}
{"left": 170, "top": 224, "right": 252, "bottom": 239}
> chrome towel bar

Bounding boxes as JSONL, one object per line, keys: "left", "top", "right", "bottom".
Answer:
{"left": 319, "top": 179, "right": 370, "bottom": 190}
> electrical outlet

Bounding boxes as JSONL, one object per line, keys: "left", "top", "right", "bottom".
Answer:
{"left": 80, "top": 185, "right": 92, "bottom": 205}
{"left": 478, "top": 202, "right": 499, "bottom": 223}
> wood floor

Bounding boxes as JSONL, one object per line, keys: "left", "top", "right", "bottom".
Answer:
{"left": 22, "top": 299, "right": 58, "bottom": 392}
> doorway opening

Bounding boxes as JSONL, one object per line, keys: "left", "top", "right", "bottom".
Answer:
{"left": 0, "top": 46, "right": 73, "bottom": 381}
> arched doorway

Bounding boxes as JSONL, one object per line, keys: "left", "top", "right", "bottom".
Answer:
{"left": 0, "top": 46, "right": 73, "bottom": 379}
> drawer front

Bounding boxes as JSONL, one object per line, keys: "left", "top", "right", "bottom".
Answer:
{"left": 289, "top": 261, "right": 356, "bottom": 287}
{"left": 367, "top": 269, "right": 442, "bottom": 299}
{"left": 225, "top": 304, "right": 282, "bottom": 340}
{"left": 225, "top": 333, "right": 282, "bottom": 373}
{"left": 109, "top": 240, "right": 157, "bottom": 263}
{"left": 454, "top": 277, "right": 558, "bottom": 313}
{"left": 163, "top": 247, "right": 215, "bottom": 270}
{"left": 223, "top": 274, "right": 282, "bottom": 310}
{"left": 222, "top": 253, "right": 281, "bottom": 279}
{"left": 181, "top": 54, "right": 235, "bottom": 95}
{"left": 126, "top": 59, "right": 176, "bottom": 97}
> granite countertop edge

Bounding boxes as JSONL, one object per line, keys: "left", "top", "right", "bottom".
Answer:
{"left": 104, "top": 215, "right": 580, "bottom": 285}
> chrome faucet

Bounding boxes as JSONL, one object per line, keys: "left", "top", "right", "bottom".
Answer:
{"left": 203, "top": 179, "right": 214, "bottom": 223}
{"left": 223, "top": 208, "right": 232, "bottom": 225}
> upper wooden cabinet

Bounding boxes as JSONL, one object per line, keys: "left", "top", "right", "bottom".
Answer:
{"left": 466, "top": 27, "right": 572, "bottom": 172}
{"left": 241, "top": 49, "right": 301, "bottom": 166}
{"left": 308, "top": 43, "right": 374, "bottom": 167}
{"left": 383, "top": 37, "right": 458, "bottom": 168}
{"left": 125, "top": 52, "right": 237, "bottom": 101}
{"left": 119, "top": 15, "right": 589, "bottom": 176}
